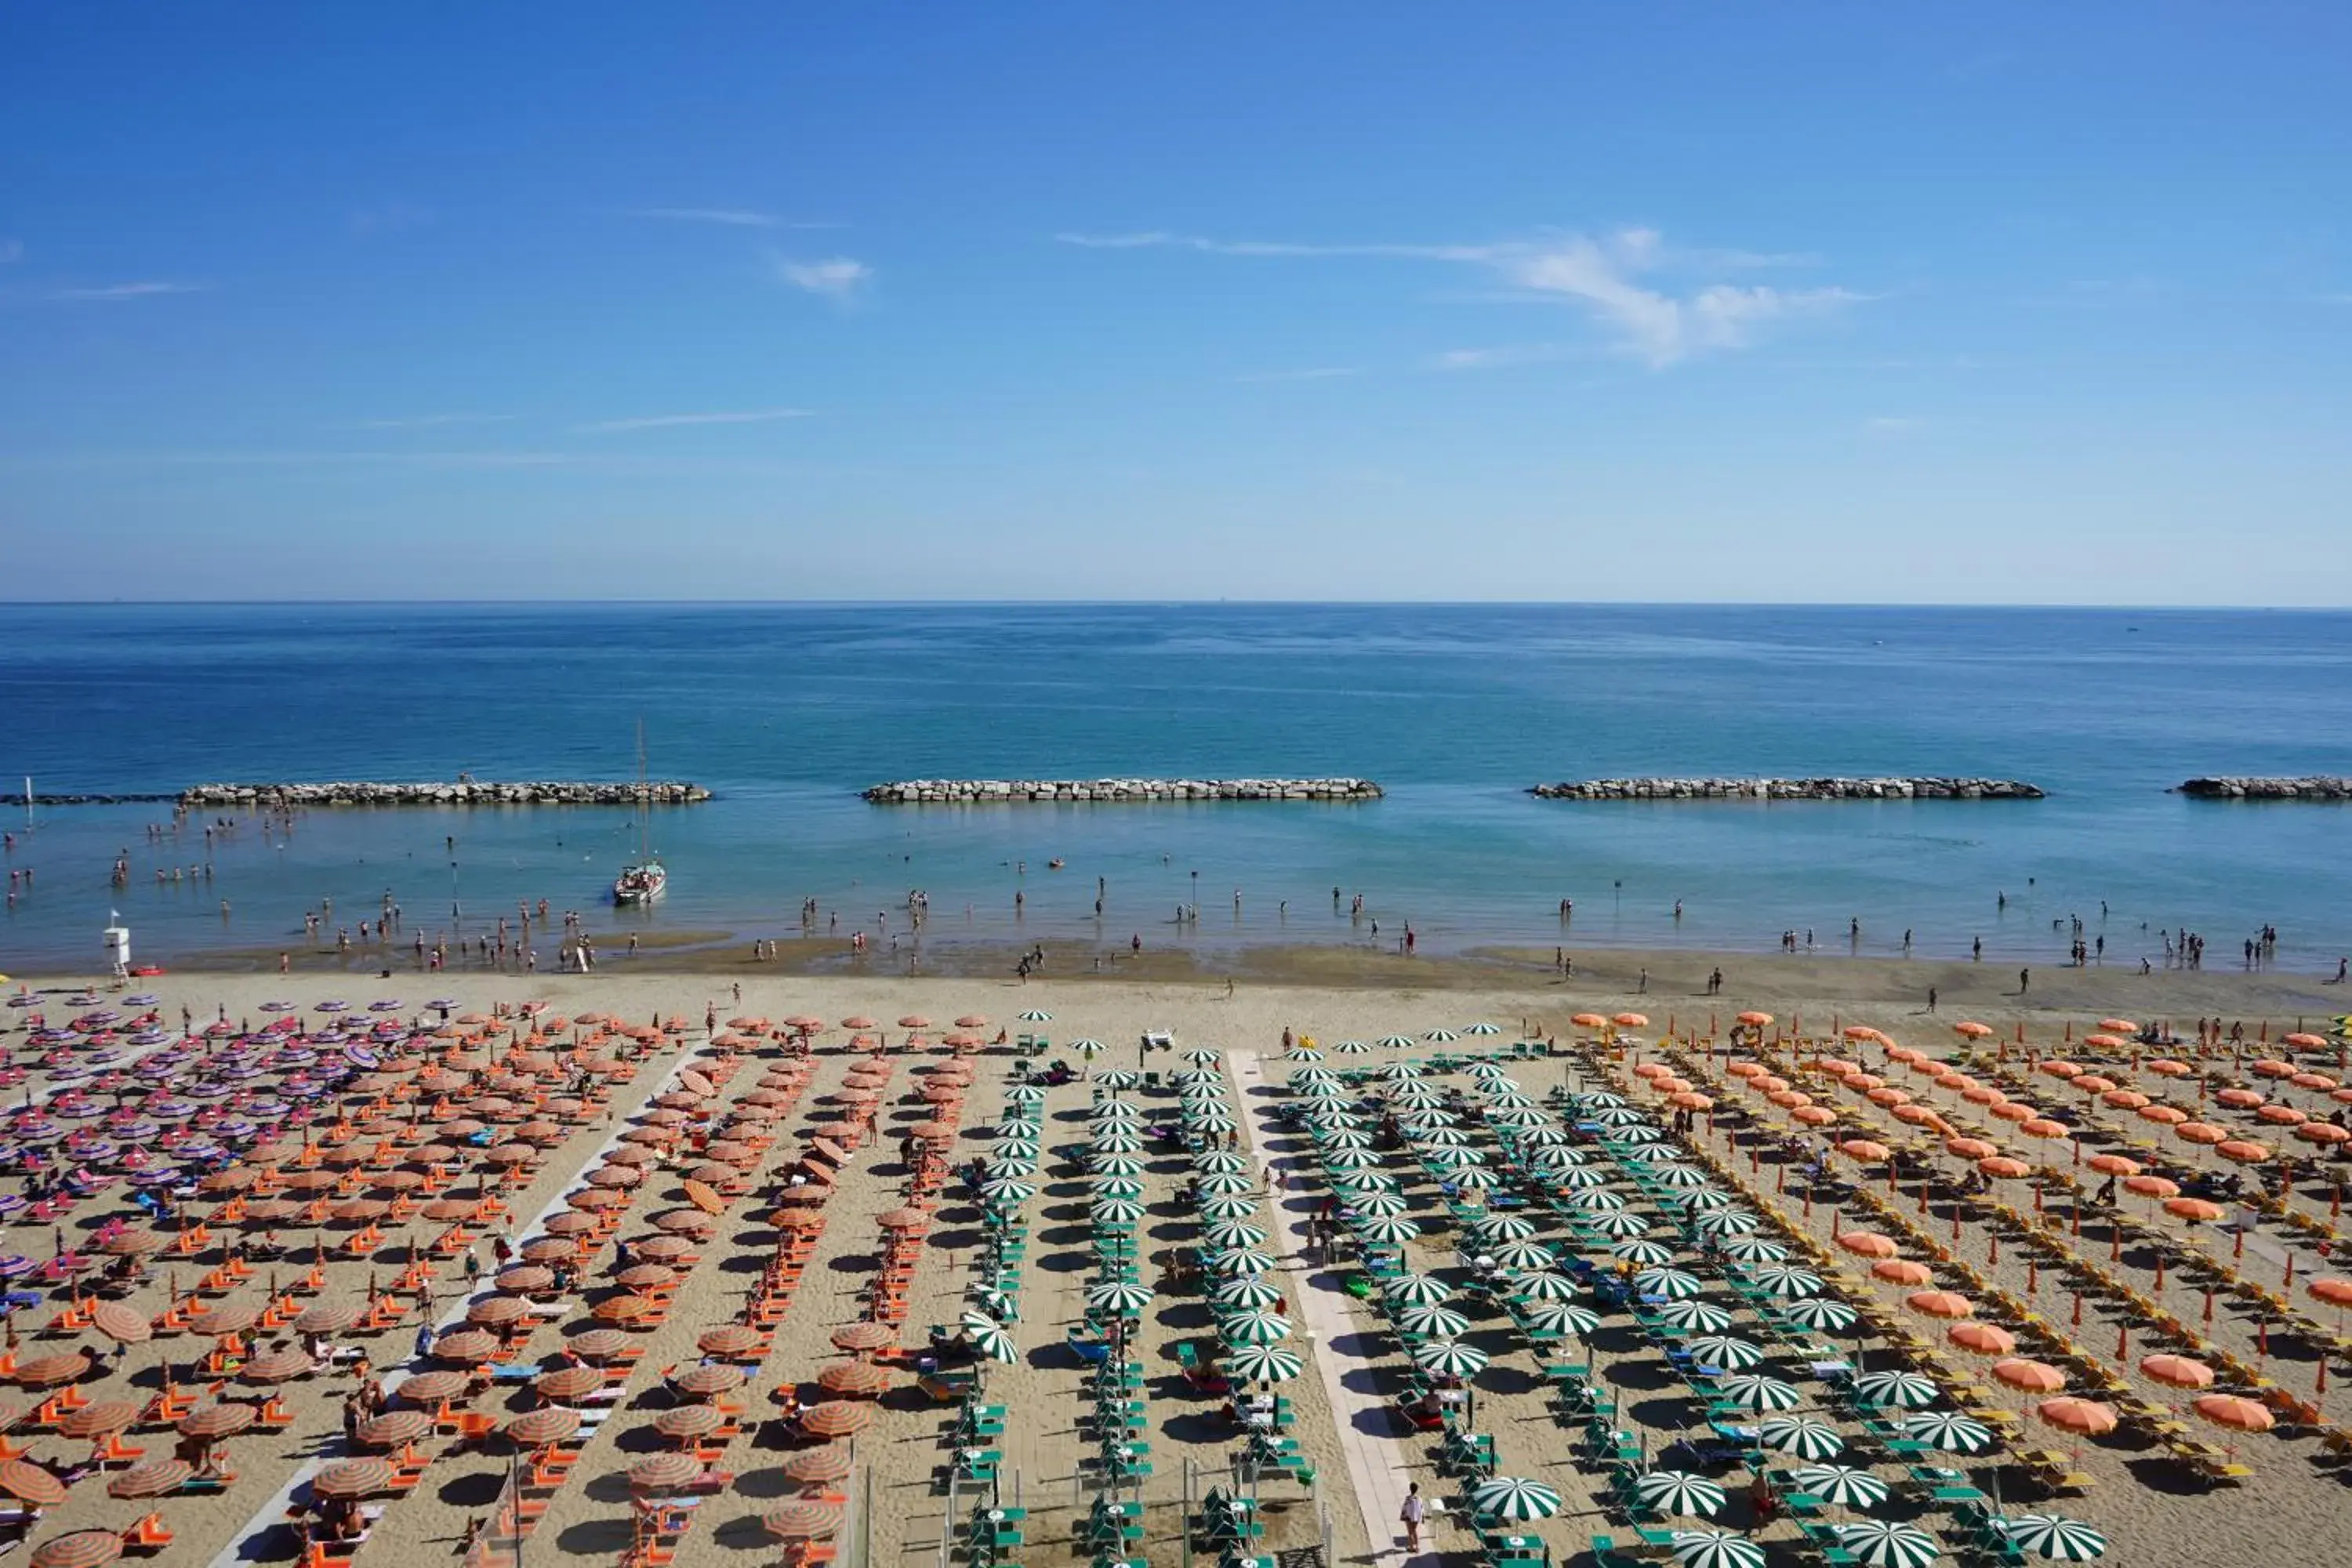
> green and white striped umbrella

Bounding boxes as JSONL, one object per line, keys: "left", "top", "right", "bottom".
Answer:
{"left": 1355, "top": 1215, "right": 1421, "bottom": 1245}
{"left": 1576, "top": 1092, "right": 1628, "bottom": 1109}
{"left": 1197, "top": 1173, "right": 1256, "bottom": 1195}
{"left": 1778, "top": 1298, "right": 1860, "bottom": 1332}
{"left": 1194, "top": 1151, "right": 1249, "bottom": 1174}
{"left": 1382, "top": 1274, "right": 1454, "bottom": 1307}
{"left": 1632, "top": 1268, "right": 1708, "bottom": 1301}
{"left": 1854, "top": 1371, "right": 1942, "bottom": 1410}
{"left": 964, "top": 1301, "right": 1011, "bottom": 1331}
{"left": 1634, "top": 1470, "right": 1726, "bottom": 1518}
{"left": 1330, "top": 1171, "right": 1397, "bottom": 1195}
{"left": 1088, "top": 1152, "right": 1145, "bottom": 1173}
{"left": 1649, "top": 1164, "right": 1712, "bottom": 1188}
{"left": 992, "top": 1138, "right": 1040, "bottom": 1159}
{"left": 1071, "top": 1038, "right": 1107, "bottom": 1056}
{"left": 1690, "top": 1209, "right": 1761, "bottom": 1236}
{"left": 1719, "top": 1236, "right": 1791, "bottom": 1265}
{"left": 968, "top": 1321, "right": 1020, "bottom": 1363}
{"left": 1004, "top": 1083, "right": 1047, "bottom": 1103}
{"left": 1203, "top": 1219, "right": 1269, "bottom": 1249}
{"left": 1289, "top": 1065, "right": 1338, "bottom": 1084}
{"left": 1406, "top": 1107, "right": 1461, "bottom": 1127}
{"left": 1221, "top": 1311, "right": 1294, "bottom": 1346}
{"left": 1411, "top": 1339, "right": 1490, "bottom": 1379}
{"left": 1322, "top": 1148, "right": 1382, "bottom": 1171}
{"left": 982, "top": 1178, "right": 1037, "bottom": 1203}
{"left": 1468, "top": 1062, "right": 1511, "bottom": 1080}
{"left": 1549, "top": 1164, "right": 1610, "bottom": 1189}
{"left": 1618, "top": 1142, "right": 1682, "bottom": 1163}
{"left": 1672, "top": 1189, "right": 1738, "bottom": 1211}
{"left": 1669, "top": 1530, "right": 1767, "bottom": 1568}
{"left": 1425, "top": 1029, "right": 1461, "bottom": 1044}
{"left": 1316, "top": 1127, "right": 1377, "bottom": 1149}
{"left": 1519, "top": 1126, "right": 1573, "bottom": 1147}
{"left": 1211, "top": 1249, "right": 1276, "bottom": 1276}
{"left": 1330, "top": 1040, "right": 1374, "bottom": 1055}
{"left": 1091, "top": 1197, "right": 1147, "bottom": 1224}
{"left": 1177, "top": 1070, "right": 1225, "bottom": 1088}
{"left": 1213, "top": 1277, "right": 1286, "bottom": 1310}
{"left": 1390, "top": 1088, "right": 1446, "bottom": 1110}
{"left": 1393, "top": 1302, "right": 1472, "bottom": 1338}
{"left": 1715, "top": 1374, "right": 1806, "bottom": 1411}
{"left": 1569, "top": 1188, "right": 1628, "bottom": 1211}
{"left": 1743, "top": 1265, "right": 1824, "bottom": 1300}
{"left": 1462, "top": 1022, "right": 1504, "bottom": 1036}
{"left": 1611, "top": 1239, "right": 1679, "bottom": 1266}
{"left": 1225, "top": 1344, "right": 1302, "bottom": 1384}
{"left": 1086, "top": 1281, "right": 1156, "bottom": 1316}
{"left": 1380, "top": 1060, "right": 1425, "bottom": 1080}
{"left": 1091, "top": 1101, "right": 1144, "bottom": 1121}
{"left": 1834, "top": 1521, "right": 1942, "bottom": 1568}
{"left": 1788, "top": 1464, "right": 1890, "bottom": 1511}
{"left": 1422, "top": 1145, "right": 1479, "bottom": 1170}
{"left": 1285, "top": 1048, "right": 1325, "bottom": 1062}
{"left": 1995, "top": 1516, "right": 2108, "bottom": 1562}
{"left": 1414, "top": 1126, "right": 1475, "bottom": 1147}
{"left": 1091, "top": 1177, "right": 1145, "bottom": 1200}
{"left": 1490, "top": 1240, "right": 1559, "bottom": 1271}
{"left": 1655, "top": 1301, "right": 1738, "bottom": 1333}
{"left": 1468, "top": 1476, "right": 1562, "bottom": 1522}
{"left": 1591, "top": 1105, "right": 1650, "bottom": 1125}
{"left": 1519, "top": 1301, "right": 1602, "bottom": 1336}
{"left": 1200, "top": 1195, "right": 1259, "bottom": 1220}
{"left": 1446, "top": 1166, "right": 1502, "bottom": 1191}
{"left": 1755, "top": 1414, "right": 1846, "bottom": 1461}
{"left": 1470, "top": 1213, "right": 1540, "bottom": 1240}
{"left": 1089, "top": 1134, "right": 1145, "bottom": 1156}
{"left": 1018, "top": 1009, "right": 1053, "bottom": 1022}
{"left": 1377, "top": 1035, "right": 1418, "bottom": 1050}
{"left": 1506, "top": 1269, "right": 1580, "bottom": 1301}
{"left": 1489, "top": 1106, "right": 1547, "bottom": 1127}
{"left": 1183, "top": 1049, "right": 1223, "bottom": 1065}
{"left": 1347, "top": 1192, "right": 1413, "bottom": 1218}
{"left": 1185, "top": 1111, "right": 1239, "bottom": 1133}
{"left": 1685, "top": 1334, "right": 1766, "bottom": 1370}
{"left": 1895, "top": 1412, "right": 1993, "bottom": 1453}
{"left": 1094, "top": 1068, "right": 1142, "bottom": 1088}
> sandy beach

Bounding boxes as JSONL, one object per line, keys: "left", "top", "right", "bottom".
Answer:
{"left": 0, "top": 957, "right": 2346, "bottom": 1568}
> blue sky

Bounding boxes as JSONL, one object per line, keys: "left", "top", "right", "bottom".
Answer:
{"left": 4, "top": 5, "right": 2348, "bottom": 603}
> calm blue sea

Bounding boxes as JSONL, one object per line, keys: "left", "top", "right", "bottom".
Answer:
{"left": 1, "top": 604, "right": 2347, "bottom": 972}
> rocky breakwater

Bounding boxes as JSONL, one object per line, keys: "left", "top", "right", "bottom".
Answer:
{"left": 862, "top": 777, "right": 1384, "bottom": 804}
{"left": 1530, "top": 776, "right": 2045, "bottom": 800}
{"left": 177, "top": 781, "right": 712, "bottom": 808}
{"left": 2176, "top": 777, "right": 2352, "bottom": 801}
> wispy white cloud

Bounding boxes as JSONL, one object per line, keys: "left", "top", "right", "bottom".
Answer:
{"left": 49, "top": 280, "right": 211, "bottom": 301}
{"left": 1234, "top": 367, "right": 1359, "bottom": 383}
{"left": 622, "top": 208, "right": 840, "bottom": 230}
{"left": 349, "top": 413, "right": 515, "bottom": 430}
{"left": 576, "top": 408, "right": 812, "bottom": 434}
{"left": 772, "top": 256, "right": 871, "bottom": 299}
{"left": 0, "top": 240, "right": 21, "bottom": 265}
{"left": 1432, "top": 343, "right": 1575, "bottom": 372}
{"left": 1060, "top": 227, "right": 1860, "bottom": 365}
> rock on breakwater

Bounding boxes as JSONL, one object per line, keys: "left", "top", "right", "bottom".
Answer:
{"left": 2176, "top": 776, "right": 2352, "bottom": 801}
{"left": 1529, "top": 776, "right": 2045, "bottom": 800}
{"left": 862, "top": 777, "right": 1383, "bottom": 804}
{"left": 176, "top": 781, "right": 711, "bottom": 808}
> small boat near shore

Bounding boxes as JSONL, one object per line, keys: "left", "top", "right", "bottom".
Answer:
{"left": 613, "top": 720, "right": 667, "bottom": 905}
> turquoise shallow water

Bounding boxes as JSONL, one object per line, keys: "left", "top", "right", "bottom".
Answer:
{"left": 1, "top": 602, "right": 2347, "bottom": 971}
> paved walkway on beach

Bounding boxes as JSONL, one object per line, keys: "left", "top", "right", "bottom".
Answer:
{"left": 205, "top": 1040, "right": 714, "bottom": 1568}
{"left": 1232, "top": 1054, "right": 1436, "bottom": 1565}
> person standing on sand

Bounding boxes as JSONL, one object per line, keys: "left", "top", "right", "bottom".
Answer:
{"left": 1400, "top": 1482, "right": 1427, "bottom": 1550}
{"left": 2019, "top": 968, "right": 2030, "bottom": 995}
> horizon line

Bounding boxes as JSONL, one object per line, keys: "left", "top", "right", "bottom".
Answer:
{"left": 0, "top": 597, "right": 2347, "bottom": 613}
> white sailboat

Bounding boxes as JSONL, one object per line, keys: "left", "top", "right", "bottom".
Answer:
{"left": 613, "top": 722, "right": 667, "bottom": 905}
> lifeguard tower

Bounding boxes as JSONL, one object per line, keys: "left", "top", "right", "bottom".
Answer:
{"left": 103, "top": 914, "right": 132, "bottom": 983}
